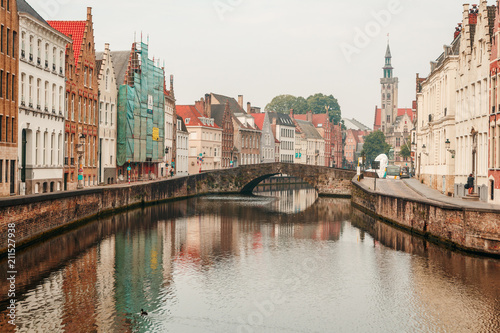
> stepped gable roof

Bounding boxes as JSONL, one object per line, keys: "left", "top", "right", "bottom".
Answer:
{"left": 17, "top": 0, "right": 50, "bottom": 26}
{"left": 109, "top": 51, "right": 132, "bottom": 85}
{"left": 95, "top": 59, "right": 103, "bottom": 78}
{"left": 296, "top": 120, "right": 322, "bottom": 140}
{"left": 47, "top": 20, "right": 86, "bottom": 66}
{"left": 176, "top": 105, "right": 220, "bottom": 129}
{"left": 250, "top": 113, "right": 266, "bottom": 130}
{"left": 212, "top": 93, "right": 259, "bottom": 130}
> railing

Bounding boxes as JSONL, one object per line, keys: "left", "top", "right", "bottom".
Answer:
{"left": 21, "top": 50, "right": 25, "bottom": 58}
{"left": 29, "top": 53, "right": 33, "bottom": 62}
{"left": 37, "top": 57, "right": 41, "bottom": 66}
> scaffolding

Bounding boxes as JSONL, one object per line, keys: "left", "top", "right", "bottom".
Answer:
{"left": 117, "top": 42, "right": 165, "bottom": 167}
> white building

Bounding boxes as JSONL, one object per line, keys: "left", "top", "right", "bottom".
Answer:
{"left": 454, "top": 2, "right": 492, "bottom": 200}
{"left": 416, "top": 39, "right": 458, "bottom": 196}
{"left": 268, "top": 112, "right": 295, "bottom": 163}
{"left": 176, "top": 115, "right": 189, "bottom": 176}
{"left": 96, "top": 43, "right": 117, "bottom": 184}
{"left": 161, "top": 76, "right": 175, "bottom": 177}
{"left": 17, "top": 1, "right": 71, "bottom": 195}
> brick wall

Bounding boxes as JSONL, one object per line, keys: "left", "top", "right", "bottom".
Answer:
{"left": 352, "top": 179, "right": 500, "bottom": 256}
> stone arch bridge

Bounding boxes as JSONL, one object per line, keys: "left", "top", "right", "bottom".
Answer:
{"left": 188, "top": 163, "right": 356, "bottom": 196}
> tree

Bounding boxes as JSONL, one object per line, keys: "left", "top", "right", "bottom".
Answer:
{"left": 265, "top": 95, "right": 308, "bottom": 114}
{"left": 361, "top": 131, "right": 391, "bottom": 165}
{"left": 399, "top": 139, "right": 411, "bottom": 161}
{"left": 306, "top": 93, "right": 341, "bottom": 124}
{"left": 265, "top": 93, "right": 342, "bottom": 124}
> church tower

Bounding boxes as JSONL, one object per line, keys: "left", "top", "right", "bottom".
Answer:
{"left": 380, "top": 42, "right": 399, "bottom": 132}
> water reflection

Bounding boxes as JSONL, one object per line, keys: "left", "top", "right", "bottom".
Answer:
{"left": 0, "top": 190, "right": 499, "bottom": 332}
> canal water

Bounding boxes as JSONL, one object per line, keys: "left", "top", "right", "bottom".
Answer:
{"left": 1, "top": 183, "right": 500, "bottom": 332}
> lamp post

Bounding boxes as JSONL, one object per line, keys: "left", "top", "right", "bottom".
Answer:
{"left": 445, "top": 138, "right": 455, "bottom": 158}
{"left": 77, "top": 134, "right": 86, "bottom": 189}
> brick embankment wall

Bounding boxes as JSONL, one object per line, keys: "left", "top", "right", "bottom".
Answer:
{"left": 351, "top": 178, "right": 500, "bottom": 257}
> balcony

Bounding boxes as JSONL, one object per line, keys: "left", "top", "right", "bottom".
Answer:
{"left": 52, "top": 108, "right": 56, "bottom": 114}
{"left": 44, "top": 106, "right": 48, "bottom": 112}
{"left": 37, "top": 57, "right": 41, "bottom": 66}
{"left": 21, "top": 50, "right": 25, "bottom": 59}
{"left": 36, "top": 104, "right": 41, "bottom": 110}
{"left": 21, "top": 99, "right": 25, "bottom": 106}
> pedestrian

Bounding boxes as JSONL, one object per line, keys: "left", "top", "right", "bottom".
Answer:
{"left": 466, "top": 173, "right": 474, "bottom": 195}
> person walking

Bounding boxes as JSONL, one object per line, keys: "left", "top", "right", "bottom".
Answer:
{"left": 466, "top": 173, "right": 474, "bottom": 195}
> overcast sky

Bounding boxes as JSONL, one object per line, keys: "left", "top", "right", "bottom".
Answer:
{"left": 31, "top": 0, "right": 483, "bottom": 128}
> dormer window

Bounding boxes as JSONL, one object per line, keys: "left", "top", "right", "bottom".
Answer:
{"left": 185, "top": 118, "right": 190, "bottom": 124}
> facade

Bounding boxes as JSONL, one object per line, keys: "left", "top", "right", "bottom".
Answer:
{"left": 175, "top": 115, "right": 188, "bottom": 176}
{"left": 113, "top": 42, "right": 165, "bottom": 182}
{"left": 48, "top": 8, "right": 99, "bottom": 191}
{"left": 210, "top": 94, "right": 261, "bottom": 166}
{"left": 489, "top": 1, "right": 500, "bottom": 204}
{"left": 344, "top": 129, "right": 368, "bottom": 167}
{"left": 416, "top": 34, "right": 459, "bottom": 196}
{"left": 294, "top": 111, "right": 333, "bottom": 166}
{"left": 294, "top": 127, "right": 306, "bottom": 164}
{"left": 332, "top": 124, "right": 343, "bottom": 168}
{"left": 268, "top": 111, "right": 295, "bottom": 163}
{"left": 250, "top": 110, "right": 275, "bottom": 163}
{"left": 293, "top": 118, "right": 325, "bottom": 166}
{"left": 96, "top": 43, "right": 117, "bottom": 185}
{"left": 161, "top": 75, "right": 176, "bottom": 177}
{"left": 0, "top": 0, "right": 19, "bottom": 196}
{"left": 17, "top": 0, "right": 69, "bottom": 195}
{"left": 176, "top": 105, "right": 222, "bottom": 174}
{"left": 198, "top": 95, "right": 235, "bottom": 168}
{"left": 453, "top": 2, "right": 494, "bottom": 201}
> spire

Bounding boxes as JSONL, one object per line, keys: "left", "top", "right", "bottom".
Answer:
{"left": 383, "top": 40, "right": 393, "bottom": 79}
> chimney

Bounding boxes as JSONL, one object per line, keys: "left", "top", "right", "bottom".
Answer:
{"left": 238, "top": 95, "right": 243, "bottom": 109}
{"left": 272, "top": 116, "right": 277, "bottom": 125}
{"left": 170, "top": 75, "right": 175, "bottom": 99}
{"left": 469, "top": 4, "right": 478, "bottom": 25}
{"left": 87, "top": 7, "right": 92, "bottom": 18}
{"left": 205, "top": 93, "right": 212, "bottom": 118}
{"left": 306, "top": 110, "right": 313, "bottom": 122}
{"left": 289, "top": 109, "right": 294, "bottom": 119}
{"left": 454, "top": 23, "right": 462, "bottom": 39}
{"left": 195, "top": 98, "right": 205, "bottom": 117}
{"left": 247, "top": 102, "right": 251, "bottom": 114}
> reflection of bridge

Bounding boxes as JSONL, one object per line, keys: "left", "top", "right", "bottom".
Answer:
{"left": 195, "top": 163, "right": 356, "bottom": 196}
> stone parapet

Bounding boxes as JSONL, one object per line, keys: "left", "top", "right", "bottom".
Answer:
{"left": 352, "top": 177, "right": 500, "bottom": 257}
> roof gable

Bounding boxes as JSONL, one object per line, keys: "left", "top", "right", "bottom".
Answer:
{"left": 47, "top": 20, "right": 87, "bottom": 66}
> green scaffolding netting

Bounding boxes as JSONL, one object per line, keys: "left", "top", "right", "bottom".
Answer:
{"left": 117, "top": 42, "right": 165, "bottom": 167}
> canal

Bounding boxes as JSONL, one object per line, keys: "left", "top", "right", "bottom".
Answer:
{"left": 1, "top": 183, "right": 500, "bottom": 332}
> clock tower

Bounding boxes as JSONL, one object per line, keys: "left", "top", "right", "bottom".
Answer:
{"left": 380, "top": 42, "right": 399, "bottom": 133}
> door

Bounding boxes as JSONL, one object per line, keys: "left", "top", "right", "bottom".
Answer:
{"left": 21, "top": 129, "right": 26, "bottom": 182}
{"left": 10, "top": 160, "right": 15, "bottom": 194}
{"left": 64, "top": 173, "right": 68, "bottom": 191}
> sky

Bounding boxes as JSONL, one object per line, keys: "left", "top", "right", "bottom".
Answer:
{"left": 30, "top": 0, "right": 483, "bottom": 129}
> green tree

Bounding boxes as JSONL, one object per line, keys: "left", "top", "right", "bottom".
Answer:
{"left": 306, "top": 93, "right": 341, "bottom": 124}
{"left": 399, "top": 138, "right": 411, "bottom": 161}
{"left": 361, "top": 131, "right": 391, "bottom": 165}
{"left": 265, "top": 95, "right": 308, "bottom": 114}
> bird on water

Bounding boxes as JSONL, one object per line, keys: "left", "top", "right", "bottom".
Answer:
{"left": 141, "top": 309, "right": 148, "bottom": 316}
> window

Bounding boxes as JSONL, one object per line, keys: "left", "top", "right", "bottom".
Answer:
{"left": 28, "top": 76, "right": 32, "bottom": 106}
{"left": 5, "top": 116, "right": 8, "bottom": 142}
{"left": 11, "top": 74, "right": 14, "bottom": 101}
{"left": 84, "top": 67, "right": 87, "bottom": 86}
{"left": 105, "top": 69, "right": 109, "bottom": 90}
{"left": 71, "top": 94, "right": 75, "bottom": 120}
{"left": 52, "top": 84, "right": 56, "bottom": 111}
{"left": 78, "top": 97, "right": 81, "bottom": 121}
{"left": 5, "top": 73, "right": 8, "bottom": 100}
{"left": 0, "top": 160, "right": 2, "bottom": 183}
{"left": 43, "top": 132, "right": 47, "bottom": 165}
{"left": 0, "top": 70, "right": 2, "bottom": 98}
{"left": 21, "top": 73, "right": 25, "bottom": 103}
{"left": 44, "top": 81, "right": 48, "bottom": 109}
{"left": 59, "top": 87, "right": 63, "bottom": 113}
{"left": 1, "top": 26, "right": 7, "bottom": 55}
{"left": 1, "top": 26, "right": 3, "bottom": 53}
{"left": 12, "top": 30, "right": 15, "bottom": 58}
{"left": 100, "top": 102, "right": 103, "bottom": 124}
{"left": 89, "top": 69, "right": 92, "bottom": 88}
{"left": 110, "top": 105, "right": 114, "bottom": 125}
{"left": 0, "top": 115, "right": 2, "bottom": 141}
{"left": 45, "top": 43, "right": 48, "bottom": 67}
{"left": 51, "top": 133, "right": 54, "bottom": 165}
{"left": 37, "top": 79, "right": 40, "bottom": 107}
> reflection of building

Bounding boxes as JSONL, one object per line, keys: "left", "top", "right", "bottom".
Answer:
{"left": 18, "top": 1, "right": 70, "bottom": 194}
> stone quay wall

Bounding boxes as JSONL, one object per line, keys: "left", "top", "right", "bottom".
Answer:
{"left": 351, "top": 178, "right": 500, "bottom": 257}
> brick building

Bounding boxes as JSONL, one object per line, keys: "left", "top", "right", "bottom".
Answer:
{"left": 294, "top": 111, "right": 333, "bottom": 167}
{"left": 0, "top": 0, "right": 19, "bottom": 196}
{"left": 48, "top": 7, "right": 99, "bottom": 190}
{"left": 490, "top": 1, "right": 500, "bottom": 204}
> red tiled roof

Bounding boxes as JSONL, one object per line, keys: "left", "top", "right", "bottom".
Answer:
{"left": 176, "top": 105, "right": 221, "bottom": 129}
{"left": 374, "top": 107, "right": 414, "bottom": 128}
{"left": 47, "top": 21, "right": 86, "bottom": 66}
{"left": 294, "top": 113, "right": 328, "bottom": 128}
{"left": 250, "top": 113, "right": 265, "bottom": 130}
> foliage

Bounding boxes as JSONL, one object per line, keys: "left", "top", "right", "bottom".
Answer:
{"left": 399, "top": 137, "right": 412, "bottom": 161}
{"left": 361, "top": 131, "right": 391, "bottom": 165}
{"left": 265, "top": 93, "right": 342, "bottom": 124}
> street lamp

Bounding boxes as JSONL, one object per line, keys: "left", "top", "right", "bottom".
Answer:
{"left": 445, "top": 138, "right": 455, "bottom": 157}
{"left": 421, "top": 144, "right": 429, "bottom": 156}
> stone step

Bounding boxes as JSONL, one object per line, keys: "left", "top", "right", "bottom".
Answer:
{"left": 462, "top": 194, "right": 480, "bottom": 201}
